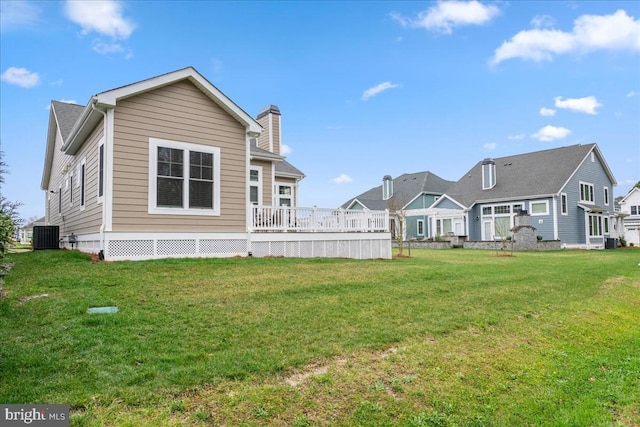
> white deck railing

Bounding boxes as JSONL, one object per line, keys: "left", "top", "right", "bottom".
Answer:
{"left": 251, "top": 206, "right": 389, "bottom": 233}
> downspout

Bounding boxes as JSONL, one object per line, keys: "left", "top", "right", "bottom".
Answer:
{"left": 552, "top": 195, "right": 559, "bottom": 241}
{"left": 92, "top": 102, "right": 107, "bottom": 257}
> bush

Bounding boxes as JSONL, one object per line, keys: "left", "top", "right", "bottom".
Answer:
{"left": 0, "top": 210, "right": 16, "bottom": 259}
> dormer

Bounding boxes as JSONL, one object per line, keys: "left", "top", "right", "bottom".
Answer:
{"left": 482, "top": 158, "right": 496, "bottom": 190}
{"left": 382, "top": 175, "right": 393, "bottom": 200}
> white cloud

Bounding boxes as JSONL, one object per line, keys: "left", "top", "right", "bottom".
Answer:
{"left": 483, "top": 142, "right": 497, "bottom": 150}
{"left": 281, "top": 144, "right": 292, "bottom": 156}
{"left": 531, "top": 15, "right": 555, "bottom": 29}
{"left": 531, "top": 125, "right": 571, "bottom": 142}
{"left": 0, "top": 1, "right": 41, "bottom": 30}
{"left": 362, "top": 82, "right": 399, "bottom": 101}
{"left": 627, "top": 90, "right": 639, "bottom": 97}
{"left": 331, "top": 173, "right": 353, "bottom": 184}
{"left": 491, "top": 9, "right": 640, "bottom": 64}
{"left": 1, "top": 67, "right": 40, "bottom": 88}
{"left": 554, "top": 96, "right": 602, "bottom": 115}
{"left": 539, "top": 107, "right": 556, "bottom": 116}
{"left": 92, "top": 40, "right": 124, "bottom": 54}
{"left": 64, "top": 0, "right": 135, "bottom": 39}
{"left": 508, "top": 133, "right": 526, "bottom": 141}
{"left": 391, "top": 0, "right": 500, "bottom": 34}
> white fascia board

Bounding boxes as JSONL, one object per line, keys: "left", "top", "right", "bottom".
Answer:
{"left": 430, "top": 194, "right": 467, "bottom": 210}
{"left": 592, "top": 144, "right": 617, "bottom": 186}
{"left": 94, "top": 66, "right": 262, "bottom": 135}
{"left": 474, "top": 194, "right": 556, "bottom": 205}
{"left": 620, "top": 187, "right": 640, "bottom": 204}
{"left": 41, "top": 108, "right": 59, "bottom": 189}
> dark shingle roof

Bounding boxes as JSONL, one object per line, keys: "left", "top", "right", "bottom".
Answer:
{"left": 275, "top": 160, "right": 304, "bottom": 178}
{"left": 444, "top": 144, "right": 598, "bottom": 207}
{"left": 342, "top": 171, "right": 454, "bottom": 209}
{"left": 51, "top": 101, "right": 85, "bottom": 143}
{"left": 250, "top": 145, "right": 304, "bottom": 178}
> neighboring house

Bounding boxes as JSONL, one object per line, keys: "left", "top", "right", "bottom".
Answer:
{"left": 427, "top": 143, "right": 617, "bottom": 249}
{"left": 342, "top": 171, "right": 454, "bottom": 240}
{"left": 17, "top": 217, "right": 45, "bottom": 245}
{"left": 41, "top": 67, "right": 390, "bottom": 260}
{"left": 618, "top": 186, "right": 640, "bottom": 246}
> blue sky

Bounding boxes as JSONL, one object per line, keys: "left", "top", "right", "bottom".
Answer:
{"left": 1, "top": 0, "right": 639, "bottom": 222}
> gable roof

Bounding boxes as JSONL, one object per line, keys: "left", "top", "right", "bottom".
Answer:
{"left": 42, "top": 67, "right": 265, "bottom": 190}
{"left": 620, "top": 186, "right": 640, "bottom": 204}
{"left": 250, "top": 143, "right": 305, "bottom": 179}
{"left": 52, "top": 101, "right": 85, "bottom": 142}
{"left": 41, "top": 101, "right": 86, "bottom": 189}
{"left": 62, "top": 66, "right": 262, "bottom": 155}
{"left": 443, "top": 143, "right": 616, "bottom": 207}
{"left": 341, "top": 171, "right": 454, "bottom": 209}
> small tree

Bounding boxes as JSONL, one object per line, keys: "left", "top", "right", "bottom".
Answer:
{"left": 388, "top": 195, "right": 409, "bottom": 256}
{"left": 0, "top": 150, "right": 23, "bottom": 259}
{"left": 493, "top": 217, "right": 512, "bottom": 254}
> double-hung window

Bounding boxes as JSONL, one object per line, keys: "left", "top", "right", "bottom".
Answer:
{"left": 588, "top": 214, "right": 602, "bottom": 236}
{"left": 561, "top": 193, "right": 568, "bottom": 215}
{"left": 249, "top": 167, "right": 262, "bottom": 206}
{"left": 580, "top": 182, "right": 594, "bottom": 203}
{"left": 80, "top": 159, "right": 86, "bottom": 211}
{"left": 149, "top": 138, "right": 220, "bottom": 215}
{"left": 275, "top": 183, "right": 293, "bottom": 207}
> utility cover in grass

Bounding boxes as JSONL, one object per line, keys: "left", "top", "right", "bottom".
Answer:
{"left": 87, "top": 306, "right": 118, "bottom": 314}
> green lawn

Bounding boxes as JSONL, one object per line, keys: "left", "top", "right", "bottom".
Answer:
{"left": 1, "top": 249, "right": 638, "bottom": 426}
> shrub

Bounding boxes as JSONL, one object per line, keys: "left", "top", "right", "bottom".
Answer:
{"left": 0, "top": 210, "right": 17, "bottom": 260}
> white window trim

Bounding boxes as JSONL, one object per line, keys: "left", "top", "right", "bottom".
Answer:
{"left": 588, "top": 214, "right": 602, "bottom": 237}
{"left": 97, "top": 138, "right": 105, "bottom": 205}
{"left": 69, "top": 172, "right": 74, "bottom": 207}
{"left": 249, "top": 166, "right": 263, "bottom": 206}
{"left": 417, "top": 219, "right": 424, "bottom": 236}
{"left": 79, "top": 158, "right": 86, "bottom": 211}
{"left": 529, "top": 200, "right": 549, "bottom": 216}
{"left": 560, "top": 193, "right": 568, "bottom": 216}
{"left": 603, "top": 187, "right": 609, "bottom": 206}
{"left": 274, "top": 181, "right": 294, "bottom": 207}
{"left": 148, "top": 138, "right": 221, "bottom": 216}
{"left": 579, "top": 181, "right": 594, "bottom": 204}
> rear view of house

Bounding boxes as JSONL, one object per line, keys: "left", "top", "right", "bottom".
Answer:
{"left": 41, "top": 67, "right": 391, "bottom": 260}
{"left": 427, "top": 144, "right": 617, "bottom": 249}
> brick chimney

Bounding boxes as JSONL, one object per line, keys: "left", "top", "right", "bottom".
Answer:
{"left": 256, "top": 105, "right": 281, "bottom": 156}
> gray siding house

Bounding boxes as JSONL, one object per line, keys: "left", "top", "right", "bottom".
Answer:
{"left": 427, "top": 144, "right": 617, "bottom": 249}
{"left": 341, "top": 171, "right": 455, "bottom": 240}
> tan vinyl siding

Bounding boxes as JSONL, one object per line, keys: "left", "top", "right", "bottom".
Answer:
{"left": 256, "top": 113, "right": 280, "bottom": 156}
{"left": 250, "top": 159, "right": 273, "bottom": 206}
{"left": 111, "top": 80, "right": 247, "bottom": 232}
{"left": 46, "top": 120, "right": 104, "bottom": 236}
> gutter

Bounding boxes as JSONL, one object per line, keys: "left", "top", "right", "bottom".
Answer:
{"left": 61, "top": 97, "right": 98, "bottom": 153}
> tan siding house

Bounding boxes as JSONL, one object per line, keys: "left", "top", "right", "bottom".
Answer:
{"left": 41, "top": 67, "right": 390, "bottom": 260}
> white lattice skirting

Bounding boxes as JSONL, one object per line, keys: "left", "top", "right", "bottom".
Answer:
{"left": 88, "top": 232, "right": 392, "bottom": 261}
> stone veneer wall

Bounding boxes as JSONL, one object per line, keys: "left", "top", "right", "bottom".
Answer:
{"left": 396, "top": 239, "right": 561, "bottom": 251}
